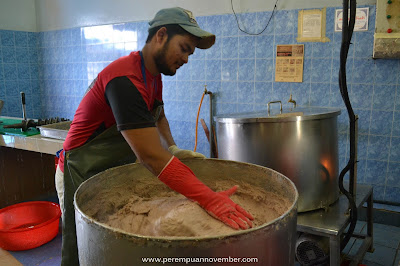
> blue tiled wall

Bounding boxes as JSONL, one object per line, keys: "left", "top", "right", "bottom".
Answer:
{"left": 0, "top": 30, "right": 41, "bottom": 118}
{"left": 1, "top": 5, "right": 400, "bottom": 204}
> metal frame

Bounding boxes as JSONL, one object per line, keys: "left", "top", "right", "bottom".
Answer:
{"left": 297, "top": 184, "right": 374, "bottom": 266}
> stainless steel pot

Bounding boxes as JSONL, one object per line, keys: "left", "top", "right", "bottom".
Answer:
{"left": 74, "top": 159, "right": 298, "bottom": 266}
{"left": 215, "top": 104, "right": 341, "bottom": 212}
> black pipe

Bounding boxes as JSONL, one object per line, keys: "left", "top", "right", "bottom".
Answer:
{"left": 338, "top": 0, "right": 358, "bottom": 251}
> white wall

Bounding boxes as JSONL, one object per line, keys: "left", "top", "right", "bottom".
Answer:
{"left": 0, "top": 0, "right": 37, "bottom": 31}
{"left": 35, "top": 0, "right": 377, "bottom": 32}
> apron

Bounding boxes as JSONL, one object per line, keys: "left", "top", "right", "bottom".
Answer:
{"left": 62, "top": 125, "right": 136, "bottom": 265}
{"left": 61, "top": 52, "right": 162, "bottom": 265}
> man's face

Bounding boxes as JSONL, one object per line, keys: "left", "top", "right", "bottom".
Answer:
{"left": 154, "top": 33, "right": 198, "bottom": 76}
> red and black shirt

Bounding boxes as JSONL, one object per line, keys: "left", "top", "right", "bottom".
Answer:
{"left": 59, "top": 51, "right": 163, "bottom": 172}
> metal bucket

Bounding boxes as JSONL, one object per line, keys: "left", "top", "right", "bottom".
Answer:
{"left": 215, "top": 106, "right": 341, "bottom": 212}
{"left": 74, "top": 159, "right": 298, "bottom": 266}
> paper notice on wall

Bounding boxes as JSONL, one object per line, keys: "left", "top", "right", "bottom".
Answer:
{"left": 302, "top": 13, "right": 322, "bottom": 38}
{"left": 297, "top": 8, "right": 330, "bottom": 43}
{"left": 275, "top": 44, "right": 304, "bottom": 83}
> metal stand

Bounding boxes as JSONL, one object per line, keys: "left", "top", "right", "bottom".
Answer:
{"left": 297, "top": 184, "right": 374, "bottom": 266}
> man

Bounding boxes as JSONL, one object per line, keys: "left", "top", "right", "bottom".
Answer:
{"left": 55, "top": 7, "right": 253, "bottom": 265}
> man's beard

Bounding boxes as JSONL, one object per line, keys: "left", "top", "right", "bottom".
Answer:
{"left": 154, "top": 40, "right": 176, "bottom": 76}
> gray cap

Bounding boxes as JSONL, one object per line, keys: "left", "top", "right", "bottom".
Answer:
{"left": 148, "top": 7, "right": 216, "bottom": 49}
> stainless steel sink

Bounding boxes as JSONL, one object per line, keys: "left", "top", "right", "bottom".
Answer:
{"left": 38, "top": 121, "right": 71, "bottom": 140}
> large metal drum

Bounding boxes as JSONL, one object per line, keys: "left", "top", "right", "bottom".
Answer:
{"left": 74, "top": 159, "right": 298, "bottom": 266}
{"left": 215, "top": 106, "right": 341, "bottom": 212}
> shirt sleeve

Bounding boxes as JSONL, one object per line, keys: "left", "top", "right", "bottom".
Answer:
{"left": 105, "top": 76, "right": 156, "bottom": 131}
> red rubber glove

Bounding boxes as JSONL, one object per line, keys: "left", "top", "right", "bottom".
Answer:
{"left": 158, "top": 156, "right": 254, "bottom": 230}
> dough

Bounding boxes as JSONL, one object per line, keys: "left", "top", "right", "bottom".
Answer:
{"left": 91, "top": 180, "right": 292, "bottom": 238}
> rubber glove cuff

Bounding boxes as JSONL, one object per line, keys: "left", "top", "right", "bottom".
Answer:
{"left": 168, "top": 145, "right": 206, "bottom": 159}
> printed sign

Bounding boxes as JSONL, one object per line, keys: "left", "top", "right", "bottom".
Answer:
{"left": 335, "top": 7, "right": 369, "bottom": 32}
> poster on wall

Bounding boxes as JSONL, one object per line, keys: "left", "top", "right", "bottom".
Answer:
{"left": 275, "top": 44, "right": 304, "bottom": 83}
{"left": 335, "top": 7, "right": 369, "bottom": 32}
{"left": 297, "top": 8, "right": 330, "bottom": 43}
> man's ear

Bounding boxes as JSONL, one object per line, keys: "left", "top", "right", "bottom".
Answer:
{"left": 155, "top": 27, "right": 168, "bottom": 44}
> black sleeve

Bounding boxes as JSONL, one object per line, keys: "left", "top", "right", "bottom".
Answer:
{"left": 105, "top": 76, "right": 155, "bottom": 131}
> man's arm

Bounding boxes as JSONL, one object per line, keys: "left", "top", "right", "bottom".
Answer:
{"left": 121, "top": 127, "right": 172, "bottom": 176}
{"left": 155, "top": 108, "right": 176, "bottom": 150}
{"left": 121, "top": 127, "right": 253, "bottom": 230}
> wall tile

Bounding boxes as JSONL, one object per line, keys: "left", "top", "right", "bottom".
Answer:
{"left": 238, "top": 59, "right": 255, "bottom": 81}
{"left": 387, "top": 162, "right": 400, "bottom": 187}
{"left": 14, "top": 31, "right": 27, "bottom": 47}
{"left": 354, "top": 32, "right": 374, "bottom": 58}
{"left": 352, "top": 58, "right": 375, "bottom": 84}
{"left": 310, "top": 83, "right": 330, "bottom": 106}
{"left": 367, "top": 135, "right": 390, "bottom": 161}
{"left": 255, "top": 59, "right": 274, "bottom": 81}
{"left": 350, "top": 83, "right": 373, "bottom": 109}
{"left": 221, "top": 14, "right": 239, "bottom": 37}
{"left": 3, "top": 63, "right": 17, "bottom": 80}
{"left": 311, "top": 59, "right": 332, "bottom": 83}
{"left": 254, "top": 82, "right": 272, "bottom": 105}
{"left": 221, "top": 59, "right": 238, "bottom": 81}
{"left": 392, "top": 111, "right": 400, "bottom": 136}
{"left": 255, "top": 35, "right": 274, "bottom": 59}
{"left": 356, "top": 109, "right": 371, "bottom": 134}
{"left": 17, "top": 64, "right": 30, "bottom": 80}
{"left": 237, "top": 12, "right": 257, "bottom": 36}
{"left": 374, "top": 60, "right": 399, "bottom": 85}
{"left": 221, "top": 37, "right": 238, "bottom": 59}
{"left": 0, "top": 30, "right": 15, "bottom": 46}
{"left": 385, "top": 186, "right": 400, "bottom": 203}
{"left": 364, "top": 160, "right": 387, "bottom": 185}
{"left": 312, "top": 36, "right": 333, "bottom": 58}
{"left": 2, "top": 46, "right": 16, "bottom": 63}
{"left": 237, "top": 81, "right": 254, "bottom": 104}
{"left": 205, "top": 60, "right": 221, "bottom": 81}
{"left": 390, "top": 137, "right": 400, "bottom": 162}
{"left": 256, "top": 11, "right": 274, "bottom": 35}
{"left": 274, "top": 10, "right": 295, "bottom": 35}
{"left": 205, "top": 38, "right": 220, "bottom": 59}
{"left": 373, "top": 84, "right": 396, "bottom": 111}
{"left": 369, "top": 110, "right": 393, "bottom": 135}
{"left": 206, "top": 15, "right": 223, "bottom": 38}
{"left": 239, "top": 36, "right": 255, "bottom": 59}
{"left": 218, "top": 81, "right": 237, "bottom": 103}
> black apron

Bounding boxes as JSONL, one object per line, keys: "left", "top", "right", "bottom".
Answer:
{"left": 62, "top": 52, "right": 162, "bottom": 265}
{"left": 62, "top": 125, "right": 136, "bottom": 265}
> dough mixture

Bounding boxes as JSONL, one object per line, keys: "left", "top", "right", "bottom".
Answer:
{"left": 89, "top": 180, "right": 291, "bottom": 238}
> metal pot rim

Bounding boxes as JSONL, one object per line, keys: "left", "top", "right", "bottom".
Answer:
{"left": 214, "top": 107, "right": 341, "bottom": 123}
{"left": 74, "top": 159, "right": 299, "bottom": 242}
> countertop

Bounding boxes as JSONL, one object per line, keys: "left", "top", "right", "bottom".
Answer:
{"left": 0, "top": 116, "right": 64, "bottom": 155}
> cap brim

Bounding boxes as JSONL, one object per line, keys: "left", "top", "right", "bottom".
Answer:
{"left": 180, "top": 24, "right": 216, "bottom": 49}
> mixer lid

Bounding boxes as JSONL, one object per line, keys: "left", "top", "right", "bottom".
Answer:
{"left": 214, "top": 107, "right": 341, "bottom": 123}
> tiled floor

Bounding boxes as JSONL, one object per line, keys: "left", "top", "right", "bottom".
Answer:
{"left": 2, "top": 218, "right": 400, "bottom": 265}
{"left": 343, "top": 221, "right": 400, "bottom": 266}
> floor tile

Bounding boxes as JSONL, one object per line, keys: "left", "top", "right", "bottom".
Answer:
{"left": 362, "top": 244, "right": 397, "bottom": 266}
{"left": 9, "top": 228, "right": 62, "bottom": 265}
{"left": 360, "top": 259, "right": 386, "bottom": 266}
{"left": 0, "top": 248, "right": 22, "bottom": 266}
{"left": 362, "top": 223, "right": 400, "bottom": 249}
{"left": 373, "top": 203, "right": 400, "bottom": 213}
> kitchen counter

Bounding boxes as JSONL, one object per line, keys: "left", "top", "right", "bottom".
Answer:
{"left": 0, "top": 117, "right": 65, "bottom": 208}
{"left": 0, "top": 133, "right": 63, "bottom": 155}
{"left": 0, "top": 116, "right": 64, "bottom": 155}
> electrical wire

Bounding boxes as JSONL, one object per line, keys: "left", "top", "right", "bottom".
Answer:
{"left": 231, "top": 0, "right": 278, "bottom": 35}
{"left": 338, "top": 0, "right": 358, "bottom": 251}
